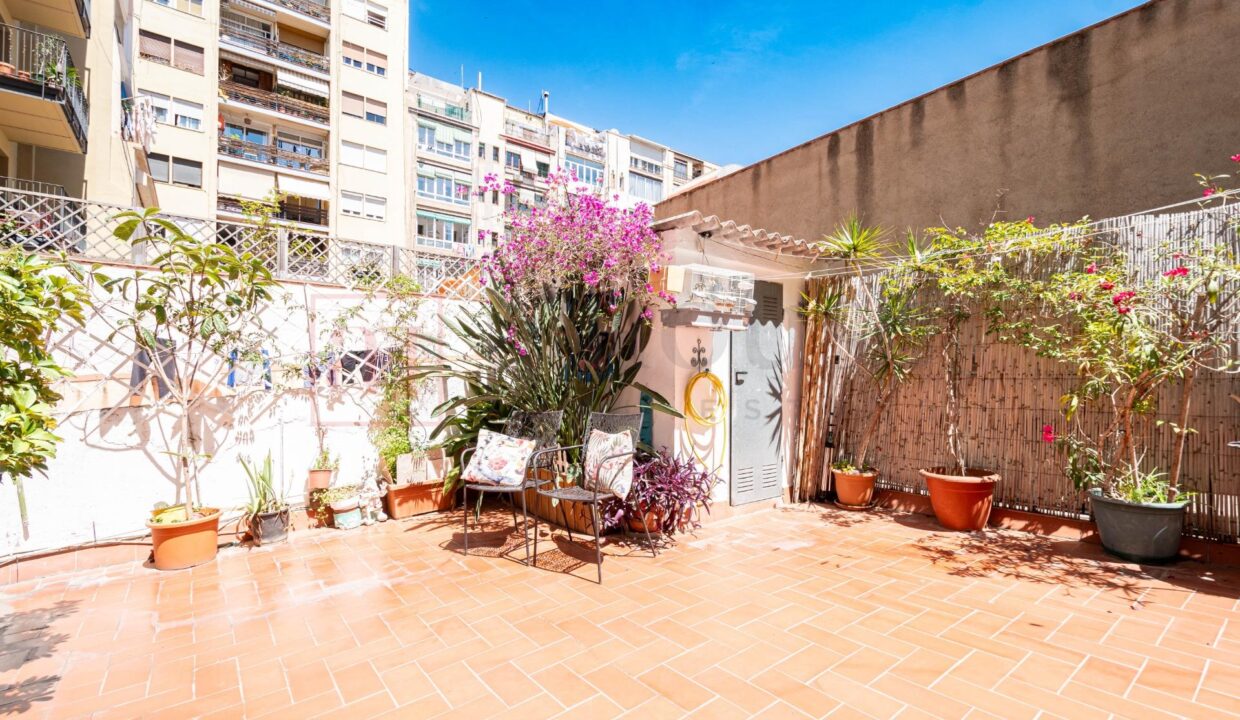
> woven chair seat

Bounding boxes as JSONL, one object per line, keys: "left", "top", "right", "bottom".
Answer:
{"left": 538, "top": 485, "right": 601, "bottom": 504}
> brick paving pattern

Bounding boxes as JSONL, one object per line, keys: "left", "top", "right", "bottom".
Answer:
{"left": 1, "top": 505, "right": 1238, "bottom": 718}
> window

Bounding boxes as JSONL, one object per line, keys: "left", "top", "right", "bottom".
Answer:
{"left": 341, "top": 140, "right": 386, "bottom": 172}
{"left": 344, "top": 0, "right": 386, "bottom": 29}
{"left": 364, "top": 98, "right": 386, "bottom": 125}
{"left": 173, "top": 40, "right": 203, "bottom": 74}
{"left": 492, "top": 146, "right": 499, "bottom": 162}
{"left": 505, "top": 151, "right": 520, "bottom": 169}
{"left": 148, "top": 153, "right": 201, "bottom": 187}
{"left": 564, "top": 156, "right": 603, "bottom": 187}
{"left": 674, "top": 159, "right": 689, "bottom": 180}
{"left": 341, "top": 191, "right": 386, "bottom": 221}
{"left": 138, "top": 30, "right": 171, "bottom": 64}
{"left": 416, "top": 167, "right": 471, "bottom": 206}
{"left": 172, "top": 157, "right": 202, "bottom": 187}
{"left": 491, "top": 190, "right": 498, "bottom": 204}
{"left": 145, "top": 91, "right": 170, "bottom": 124}
{"left": 416, "top": 213, "right": 471, "bottom": 251}
{"left": 148, "top": 153, "right": 170, "bottom": 182}
{"left": 343, "top": 92, "right": 386, "bottom": 124}
{"left": 630, "top": 156, "right": 661, "bottom": 176}
{"left": 173, "top": 98, "right": 202, "bottom": 130}
{"left": 231, "top": 65, "right": 261, "bottom": 88}
{"left": 627, "top": 172, "right": 663, "bottom": 202}
{"left": 276, "top": 131, "right": 324, "bottom": 172}
{"left": 536, "top": 162, "right": 549, "bottom": 178}
{"left": 477, "top": 143, "right": 485, "bottom": 159}
{"left": 150, "top": 0, "right": 203, "bottom": 16}
{"left": 342, "top": 42, "right": 386, "bottom": 76}
{"left": 417, "top": 122, "right": 470, "bottom": 161}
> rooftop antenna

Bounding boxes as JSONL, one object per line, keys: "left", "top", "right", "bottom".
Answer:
{"left": 541, "top": 90, "right": 550, "bottom": 116}
{"left": 459, "top": 64, "right": 464, "bottom": 88}
{"left": 477, "top": 71, "right": 483, "bottom": 92}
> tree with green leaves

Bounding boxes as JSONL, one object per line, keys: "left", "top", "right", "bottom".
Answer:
{"left": 105, "top": 208, "right": 276, "bottom": 515}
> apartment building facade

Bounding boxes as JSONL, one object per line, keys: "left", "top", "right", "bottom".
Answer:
{"left": 126, "top": 0, "right": 407, "bottom": 244}
{"left": 0, "top": 0, "right": 157, "bottom": 207}
{"left": 408, "top": 71, "right": 716, "bottom": 259}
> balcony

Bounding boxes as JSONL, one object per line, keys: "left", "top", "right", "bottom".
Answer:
{"left": 630, "top": 156, "right": 663, "bottom": 177}
{"left": 220, "top": 81, "right": 329, "bottom": 126}
{"left": 5, "top": 0, "right": 90, "bottom": 39}
{"left": 503, "top": 121, "right": 552, "bottom": 149}
{"left": 217, "top": 134, "right": 329, "bottom": 175}
{"left": 0, "top": 176, "right": 84, "bottom": 253}
{"left": 218, "top": 21, "right": 329, "bottom": 75}
{"left": 0, "top": 24, "right": 89, "bottom": 153}
{"left": 218, "top": 194, "right": 328, "bottom": 226}
{"left": 564, "top": 130, "right": 605, "bottom": 162}
{"left": 266, "top": 0, "right": 330, "bottom": 22}
{"left": 416, "top": 95, "right": 470, "bottom": 123}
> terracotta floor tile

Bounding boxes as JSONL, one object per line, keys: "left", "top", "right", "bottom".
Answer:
{"left": 5, "top": 503, "right": 1239, "bottom": 719}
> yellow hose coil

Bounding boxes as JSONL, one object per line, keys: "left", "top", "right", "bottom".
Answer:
{"left": 683, "top": 371, "right": 727, "bottom": 471}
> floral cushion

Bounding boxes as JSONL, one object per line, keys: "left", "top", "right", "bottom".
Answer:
{"left": 584, "top": 429, "right": 634, "bottom": 499}
{"left": 462, "top": 429, "right": 536, "bottom": 487}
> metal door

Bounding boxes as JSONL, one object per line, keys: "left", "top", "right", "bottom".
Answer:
{"left": 730, "top": 281, "right": 784, "bottom": 505}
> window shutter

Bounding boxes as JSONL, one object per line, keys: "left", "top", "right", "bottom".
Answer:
{"left": 172, "top": 158, "right": 202, "bottom": 187}
{"left": 341, "top": 191, "right": 364, "bottom": 215}
{"left": 364, "top": 195, "right": 386, "bottom": 220}
{"left": 342, "top": 0, "right": 364, "bottom": 20}
{"left": 369, "top": 50, "right": 387, "bottom": 73}
{"left": 174, "top": 42, "right": 204, "bottom": 74}
{"left": 341, "top": 141, "right": 364, "bottom": 167}
{"left": 139, "top": 31, "right": 171, "bottom": 64}
{"left": 365, "top": 97, "right": 386, "bottom": 118}
{"left": 342, "top": 92, "right": 364, "bottom": 117}
{"left": 342, "top": 42, "right": 363, "bottom": 65}
{"left": 364, "top": 146, "right": 386, "bottom": 172}
{"left": 148, "top": 153, "right": 170, "bottom": 182}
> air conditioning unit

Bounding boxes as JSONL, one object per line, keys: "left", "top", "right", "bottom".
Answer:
{"left": 656, "top": 264, "right": 756, "bottom": 330}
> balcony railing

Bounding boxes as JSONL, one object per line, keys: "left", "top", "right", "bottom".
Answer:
{"left": 564, "top": 131, "right": 605, "bottom": 162}
{"left": 417, "top": 95, "right": 470, "bottom": 123}
{"left": 220, "top": 81, "right": 329, "bottom": 125}
{"left": 630, "top": 156, "right": 663, "bottom": 176}
{"left": 503, "top": 121, "right": 552, "bottom": 148}
{"left": 267, "top": 0, "right": 329, "bottom": 22}
{"left": 218, "top": 194, "right": 328, "bottom": 226}
{"left": 218, "top": 135, "right": 329, "bottom": 175}
{"left": 0, "top": 24, "right": 90, "bottom": 151}
{"left": 218, "top": 21, "right": 329, "bottom": 74}
{"left": 0, "top": 177, "right": 68, "bottom": 197}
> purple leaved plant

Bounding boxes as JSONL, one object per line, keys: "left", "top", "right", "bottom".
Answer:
{"left": 602, "top": 449, "right": 720, "bottom": 535}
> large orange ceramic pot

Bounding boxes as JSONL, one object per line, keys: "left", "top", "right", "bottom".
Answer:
{"left": 147, "top": 508, "right": 222, "bottom": 570}
{"left": 919, "top": 468, "right": 999, "bottom": 531}
{"left": 832, "top": 469, "right": 878, "bottom": 508}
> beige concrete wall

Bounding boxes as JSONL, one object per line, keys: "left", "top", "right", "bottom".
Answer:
{"left": 657, "top": 0, "right": 1240, "bottom": 239}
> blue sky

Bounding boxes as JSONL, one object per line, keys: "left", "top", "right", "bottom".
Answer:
{"left": 409, "top": 1, "right": 1145, "bottom": 167}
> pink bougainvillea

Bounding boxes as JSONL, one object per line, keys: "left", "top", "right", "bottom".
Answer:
{"left": 1041, "top": 424, "right": 1056, "bottom": 443}
{"left": 1162, "top": 266, "right": 1189, "bottom": 278}
{"left": 479, "top": 169, "right": 670, "bottom": 309}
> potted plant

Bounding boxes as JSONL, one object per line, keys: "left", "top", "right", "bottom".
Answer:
{"left": 320, "top": 484, "right": 361, "bottom": 530}
{"left": 240, "top": 452, "right": 289, "bottom": 545}
{"left": 0, "top": 61, "right": 15, "bottom": 77}
{"left": 818, "top": 218, "right": 935, "bottom": 508}
{"left": 602, "top": 449, "right": 719, "bottom": 535}
{"left": 988, "top": 186, "right": 1238, "bottom": 560}
{"left": 106, "top": 208, "right": 275, "bottom": 570}
{"left": 307, "top": 446, "right": 337, "bottom": 491}
{"left": 383, "top": 441, "right": 453, "bottom": 519}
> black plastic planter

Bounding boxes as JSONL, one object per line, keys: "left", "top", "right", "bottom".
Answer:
{"left": 1089, "top": 490, "right": 1186, "bottom": 564}
{"left": 250, "top": 509, "right": 290, "bottom": 546}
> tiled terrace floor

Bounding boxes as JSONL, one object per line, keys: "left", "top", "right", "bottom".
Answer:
{"left": 2, "top": 504, "right": 1239, "bottom": 719}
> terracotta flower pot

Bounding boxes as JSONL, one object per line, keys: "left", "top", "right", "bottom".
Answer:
{"left": 627, "top": 503, "right": 665, "bottom": 534}
{"left": 147, "top": 508, "right": 222, "bottom": 570}
{"left": 306, "top": 469, "right": 332, "bottom": 491}
{"left": 385, "top": 481, "right": 453, "bottom": 519}
{"left": 832, "top": 469, "right": 878, "bottom": 508}
{"left": 920, "top": 468, "right": 999, "bottom": 531}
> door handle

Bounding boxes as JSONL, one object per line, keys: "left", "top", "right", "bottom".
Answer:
{"left": 734, "top": 370, "right": 747, "bottom": 386}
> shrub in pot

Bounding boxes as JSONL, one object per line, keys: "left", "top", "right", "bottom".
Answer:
{"left": 107, "top": 209, "right": 275, "bottom": 570}
{"left": 601, "top": 449, "right": 719, "bottom": 535}
{"left": 818, "top": 218, "right": 935, "bottom": 508}
{"left": 384, "top": 445, "right": 453, "bottom": 519}
{"left": 982, "top": 183, "right": 1239, "bottom": 561}
{"left": 240, "top": 452, "right": 289, "bottom": 546}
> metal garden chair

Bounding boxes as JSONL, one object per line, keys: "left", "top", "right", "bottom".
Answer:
{"left": 530, "top": 411, "right": 656, "bottom": 583}
{"left": 462, "top": 410, "right": 563, "bottom": 564}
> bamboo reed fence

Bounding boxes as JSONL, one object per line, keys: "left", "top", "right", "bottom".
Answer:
{"left": 797, "top": 201, "right": 1240, "bottom": 542}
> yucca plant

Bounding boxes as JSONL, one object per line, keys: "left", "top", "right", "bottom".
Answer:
{"left": 240, "top": 452, "right": 284, "bottom": 518}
